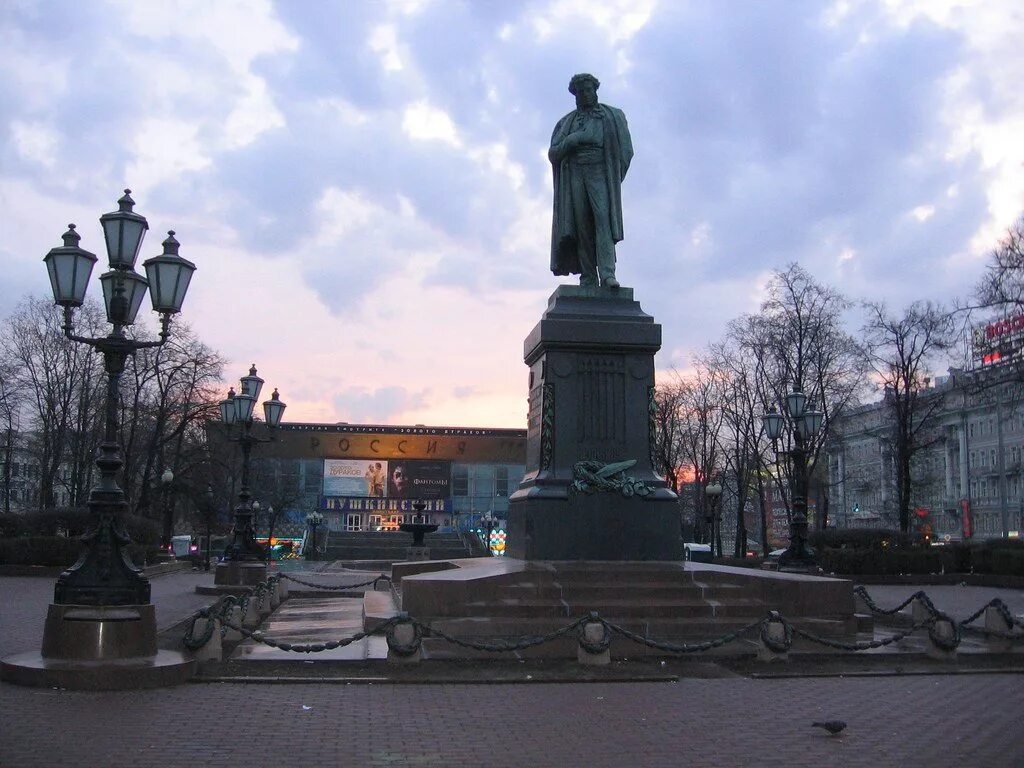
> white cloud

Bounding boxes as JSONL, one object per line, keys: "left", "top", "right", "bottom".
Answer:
{"left": 125, "top": 119, "right": 212, "bottom": 193}
{"left": 10, "top": 120, "right": 59, "bottom": 167}
{"left": 402, "top": 101, "right": 462, "bottom": 146}
{"left": 911, "top": 205, "right": 936, "bottom": 221}
{"left": 369, "top": 24, "right": 404, "bottom": 72}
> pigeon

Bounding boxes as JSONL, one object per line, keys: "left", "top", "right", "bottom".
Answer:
{"left": 813, "top": 721, "right": 847, "bottom": 736}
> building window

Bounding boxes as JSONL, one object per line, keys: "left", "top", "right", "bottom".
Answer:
{"left": 452, "top": 465, "right": 468, "bottom": 497}
{"left": 496, "top": 466, "right": 509, "bottom": 497}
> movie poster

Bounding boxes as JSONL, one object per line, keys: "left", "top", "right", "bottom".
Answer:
{"left": 322, "top": 459, "right": 388, "bottom": 498}
{"left": 385, "top": 460, "right": 451, "bottom": 499}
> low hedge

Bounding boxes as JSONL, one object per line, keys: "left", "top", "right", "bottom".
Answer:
{"left": 809, "top": 528, "right": 917, "bottom": 550}
{"left": 816, "top": 537, "right": 1024, "bottom": 576}
{"left": 0, "top": 536, "right": 159, "bottom": 568}
{"left": 0, "top": 509, "right": 161, "bottom": 546}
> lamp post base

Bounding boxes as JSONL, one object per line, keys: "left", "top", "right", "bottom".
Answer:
{"left": 0, "top": 603, "right": 195, "bottom": 690}
{"left": 214, "top": 560, "right": 268, "bottom": 586}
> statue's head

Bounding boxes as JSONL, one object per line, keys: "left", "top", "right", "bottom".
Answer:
{"left": 568, "top": 73, "right": 600, "bottom": 109}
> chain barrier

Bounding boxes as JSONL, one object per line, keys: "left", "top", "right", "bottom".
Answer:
{"left": 855, "top": 586, "right": 1024, "bottom": 644}
{"left": 280, "top": 572, "right": 392, "bottom": 591}
{"left": 183, "top": 579, "right": 1023, "bottom": 656}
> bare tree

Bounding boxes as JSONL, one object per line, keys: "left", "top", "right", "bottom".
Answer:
{"left": 977, "top": 215, "right": 1024, "bottom": 312}
{"left": 721, "top": 265, "right": 866, "bottom": 552}
{"left": 652, "top": 371, "right": 689, "bottom": 495}
{"left": 702, "top": 340, "right": 768, "bottom": 557}
{"left": 862, "top": 301, "right": 955, "bottom": 533}
{"left": 0, "top": 298, "right": 106, "bottom": 510}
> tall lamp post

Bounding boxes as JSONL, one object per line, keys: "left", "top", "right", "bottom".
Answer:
{"left": 704, "top": 481, "right": 722, "bottom": 558}
{"left": 160, "top": 468, "right": 175, "bottom": 553}
{"left": 214, "top": 365, "right": 286, "bottom": 586}
{"left": 306, "top": 511, "right": 324, "bottom": 560}
{"left": 762, "top": 385, "right": 824, "bottom": 570}
{"left": 1, "top": 190, "right": 196, "bottom": 688}
{"left": 202, "top": 485, "right": 215, "bottom": 572}
{"left": 480, "top": 511, "right": 496, "bottom": 555}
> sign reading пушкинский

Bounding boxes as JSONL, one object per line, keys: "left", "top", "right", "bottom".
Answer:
{"left": 320, "top": 458, "right": 451, "bottom": 510}
{"left": 320, "top": 497, "right": 451, "bottom": 513}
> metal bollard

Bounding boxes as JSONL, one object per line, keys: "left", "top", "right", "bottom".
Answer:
{"left": 757, "top": 616, "right": 790, "bottom": 663}
{"left": 256, "top": 589, "right": 273, "bottom": 618}
{"left": 242, "top": 600, "right": 262, "bottom": 629}
{"left": 984, "top": 606, "right": 1013, "bottom": 652}
{"left": 386, "top": 619, "right": 422, "bottom": 664}
{"left": 190, "top": 617, "right": 224, "bottom": 663}
{"left": 577, "top": 618, "right": 610, "bottom": 666}
{"left": 911, "top": 599, "right": 932, "bottom": 625}
{"left": 269, "top": 580, "right": 281, "bottom": 609}
{"left": 854, "top": 593, "right": 871, "bottom": 617}
{"left": 222, "top": 604, "right": 243, "bottom": 643}
{"left": 276, "top": 578, "right": 289, "bottom": 602}
{"left": 926, "top": 616, "right": 958, "bottom": 660}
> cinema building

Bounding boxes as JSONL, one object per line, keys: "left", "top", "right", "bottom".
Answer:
{"left": 215, "top": 421, "right": 527, "bottom": 533}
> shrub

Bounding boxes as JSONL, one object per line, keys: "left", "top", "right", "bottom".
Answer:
{"left": 810, "top": 528, "right": 917, "bottom": 551}
{"left": 0, "top": 536, "right": 83, "bottom": 567}
{"left": 0, "top": 509, "right": 161, "bottom": 545}
{"left": 0, "top": 535, "right": 161, "bottom": 568}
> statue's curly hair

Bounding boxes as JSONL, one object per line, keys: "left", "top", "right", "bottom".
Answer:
{"left": 568, "top": 73, "right": 600, "bottom": 95}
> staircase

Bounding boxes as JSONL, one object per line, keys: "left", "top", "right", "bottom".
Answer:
{"left": 324, "top": 530, "right": 478, "bottom": 563}
{"left": 391, "top": 560, "right": 863, "bottom": 658}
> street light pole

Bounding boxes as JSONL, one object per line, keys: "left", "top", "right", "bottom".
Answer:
{"left": 160, "top": 468, "right": 174, "bottom": 553}
{"left": 705, "top": 481, "right": 722, "bottom": 559}
{"left": 306, "top": 511, "right": 323, "bottom": 560}
{"left": 763, "top": 385, "right": 824, "bottom": 570}
{"left": 42, "top": 191, "right": 196, "bottom": 605}
{"left": 215, "top": 365, "right": 286, "bottom": 586}
{"left": 1, "top": 191, "right": 198, "bottom": 690}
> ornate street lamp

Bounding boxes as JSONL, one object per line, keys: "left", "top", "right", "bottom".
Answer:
{"left": 0, "top": 191, "right": 197, "bottom": 689}
{"left": 481, "top": 511, "right": 496, "bottom": 555}
{"left": 306, "top": 511, "right": 324, "bottom": 560}
{"left": 762, "top": 384, "right": 824, "bottom": 570}
{"left": 215, "top": 366, "right": 286, "bottom": 586}
{"left": 160, "top": 468, "right": 175, "bottom": 552}
{"left": 42, "top": 190, "right": 195, "bottom": 606}
{"left": 704, "top": 481, "right": 723, "bottom": 557}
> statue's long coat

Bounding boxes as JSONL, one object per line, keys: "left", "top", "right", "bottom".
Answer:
{"left": 549, "top": 104, "right": 634, "bottom": 276}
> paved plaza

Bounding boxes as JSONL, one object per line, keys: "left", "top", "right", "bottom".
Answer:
{"left": 2, "top": 569, "right": 1023, "bottom": 768}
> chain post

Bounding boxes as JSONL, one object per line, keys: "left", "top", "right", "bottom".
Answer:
{"left": 386, "top": 614, "right": 422, "bottom": 663}
{"left": 577, "top": 612, "right": 611, "bottom": 666}
{"left": 926, "top": 615, "right": 960, "bottom": 660}
{"left": 757, "top": 611, "right": 792, "bottom": 662}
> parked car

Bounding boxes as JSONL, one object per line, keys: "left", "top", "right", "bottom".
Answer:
{"left": 683, "top": 542, "right": 713, "bottom": 563}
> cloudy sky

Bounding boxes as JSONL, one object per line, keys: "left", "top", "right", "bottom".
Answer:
{"left": 2, "top": 0, "right": 1022, "bottom": 428}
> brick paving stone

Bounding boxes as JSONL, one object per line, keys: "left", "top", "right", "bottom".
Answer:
{"left": 0, "top": 675, "right": 1021, "bottom": 767}
{"left": 3, "top": 573, "right": 1023, "bottom": 768}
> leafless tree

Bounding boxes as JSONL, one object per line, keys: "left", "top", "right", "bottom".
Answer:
{"left": 977, "top": 215, "right": 1024, "bottom": 312}
{"left": 652, "top": 370, "right": 689, "bottom": 495}
{"left": 862, "top": 301, "right": 955, "bottom": 533}
{"left": 727, "top": 265, "right": 866, "bottom": 541}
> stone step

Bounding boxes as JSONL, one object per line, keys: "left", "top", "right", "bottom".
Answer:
{"left": 500, "top": 583, "right": 710, "bottom": 600}
{"left": 457, "top": 597, "right": 766, "bottom": 619}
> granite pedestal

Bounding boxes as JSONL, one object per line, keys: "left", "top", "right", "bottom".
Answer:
{"left": 508, "top": 285, "right": 680, "bottom": 561}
